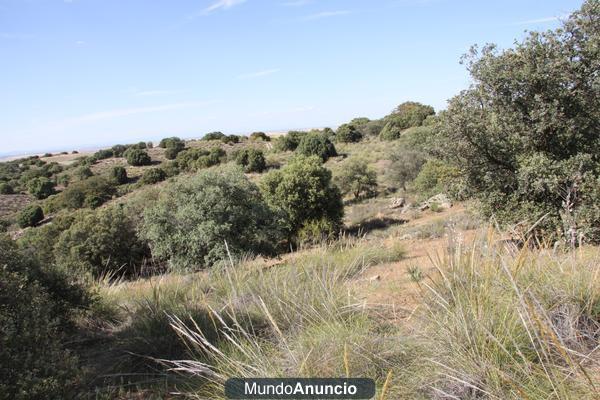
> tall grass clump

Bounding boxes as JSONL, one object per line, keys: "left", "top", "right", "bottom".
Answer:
{"left": 420, "top": 236, "right": 600, "bottom": 399}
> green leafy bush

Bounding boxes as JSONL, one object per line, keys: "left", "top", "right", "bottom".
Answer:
{"left": 54, "top": 206, "right": 149, "bottom": 277}
{"left": 335, "top": 123, "right": 363, "bottom": 143}
{"left": 17, "top": 204, "right": 44, "bottom": 228}
{"left": 140, "top": 168, "right": 167, "bottom": 185}
{"left": 158, "top": 136, "right": 183, "bottom": 148}
{"left": 140, "top": 165, "right": 278, "bottom": 270}
{"left": 27, "top": 177, "right": 55, "bottom": 199}
{"left": 387, "top": 101, "right": 435, "bottom": 129}
{"left": 111, "top": 144, "right": 129, "bottom": 157}
{"left": 296, "top": 133, "right": 337, "bottom": 162}
{"left": 203, "top": 131, "right": 225, "bottom": 141}
{"left": 75, "top": 166, "right": 93, "bottom": 180}
{"left": 196, "top": 147, "right": 226, "bottom": 169}
{"left": 260, "top": 156, "right": 343, "bottom": 241}
{"left": 0, "top": 183, "right": 14, "bottom": 194}
{"left": 93, "top": 148, "right": 114, "bottom": 159}
{"left": 125, "top": 148, "right": 152, "bottom": 166}
{"left": 412, "top": 160, "right": 461, "bottom": 199}
{"left": 222, "top": 134, "right": 242, "bottom": 144}
{"left": 235, "top": 148, "right": 267, "bottom": 173}
{"left": 56, "top": 176, "right": 115, "bottom": 210}
{"left": 110, "top": 166, "right": 128, "bottom": 184}
{"left": 389, "top": 150, "right": 427, "bottom": 191}
{"left": 274, "top": 131, "right": 305, "bottom": 152}
{"left": 249, "top": 131, "right": 270, "bottom": 141}
{"left": 334, "top": 159, "right": 377, "bottom": 199}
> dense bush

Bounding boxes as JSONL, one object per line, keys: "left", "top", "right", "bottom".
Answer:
{"left": 249, "top": 131, "right": 270, "bottom": 141}
{"left": 296, "top": 133, "right": 337, "bottom": 162}
{"left": 56, "top": 176, "right": 115, "bottom": 209}
{"left": 275, "top": 131, "right": 305, "bottom": 152}
{"left": 17, "top": 204, "right": 44, "bottom": 228}
{"left": 94, "top": 148, "right": 114, "bottom": 160}
{"left": 437, "top": 1, "right": 600, "bottom": 242}
{"left": 387, "top": 101, "right": 435, "bottom": 129}
{"left": 235, "top": 148, "right": 267, "bottom": 173}
{"left": 140, "top": 168, "right": 167, "bottom": 185}
{"left": 140, "top": 165, "right": 278, "bottom": 270}
{"left": 75, "top": 166, "right": 93, "bottom": 180}
{"left": 125, "top": 148, "right": 152, "bottom": 166}
{"left": 27, "top": 177, "right": 55, "bottom": 199}
{"left": 412, "top": 160, "right": 461, "bottom": 199}
{"left": 379, "top": 119, "right": 406, "bottom": 141}
{"left": 222, "top": 134, "right": 242, "bottom": 144}
{"left": 196, "top": 147, "right": 226, "bottom": 169}
{"left": 0, "top": 182, "right": 13, "bottom": 194}
{"left": 389, "top": 150, "right": 427, "bottom": 191}
{"left": 334, "top": 159, "right": 377, "bottom": 199}
{"left": 159, "top": 136, "right": 183, "bottom": 148}
{"left": 260, "top": 156, "right": 343, "bottom": 241}
{"left": 164, "top": 145, "right": 183, "bottom": 160}
{"left": 110, "top": 166, "right": 128, "bottom": 184}
{"left": 54, "top": 206, "right": 150, "bottom": 277}
{"left": 335, "top": 123, "right": 363, "bottom": 143}
{"left": 202, "top": 131, "right": 225, "bottom": 141}
{"left": 111, "top": 144, "right": 129, "bottom": 157}
{"left": 0, "top": 237, "right": 90, "bottom": 399}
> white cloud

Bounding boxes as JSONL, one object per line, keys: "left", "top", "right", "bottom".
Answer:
{"left": 513, "top": 15, "right": 568, "bottom": 25}
{"left": 133, "top": 89, "right": 187, "bottom": 97}
{"left": 201, "top": 0, "right": 246, "bottom": 15}
{"left": 302, "top": 10, "right": 351, "bottom": 21}
{"left": 281, "top": 0, "right": 313, "bottom": 6}
{"left": 237, "top": 68, "right": 280, "bottom": 79}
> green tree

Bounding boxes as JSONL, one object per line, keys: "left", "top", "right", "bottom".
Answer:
{"left": 125, "top": 148, "right": 152, "bottom": 166}
{"left": 296, "top": 133, "right": 337, "bottom": 162}
{"left": 140, "top": 165, "right": 278, "bottom": 270}
{"left": 437, "top": 1, "right": 600, "bottom": 241}
{"left": 335, "top": 123, "right": 363, "bottom": 143}
{"left": 260, "top": 156, "right": 343, "bottom": 241}
{"left": 389, "top": 150, "right": 427, "bottom": 191}
{"left": 27, "top": 177, "right": 55, "bottom": 199}
{"left": 236, "top": 148, "right": 267, "bottom": 173}
{"left": 334, "top": 159, "right": 378, "bottom": 199}
{"left": 203, "top": 132, "right": 225, "bottom": 141}
{"left": 110, "top": 166, "right": 128, "bottom": 184}
{"left": 17, "top": 204, "right": 44, "bottom": 228}
{"left": 274, "top": 131, "right": 306, "bottom": 152}
{"left": 140, "top": 167, "right": 167, "bottom": 185}
{"left": 249, "top": 131, "right": 271, "bottom": 141}
{"left": 54, "top": 206, "right": 149, "bottom": 277}
{"left": 388, "top": 101, "right": 435, "bottom": 128}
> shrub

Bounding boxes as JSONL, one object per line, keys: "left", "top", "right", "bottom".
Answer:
{"left": 0, "top": 182, "right": 13, "bottom": 194}
{"left": 58, "top": 176, "right": 115, "bottom": 210}
{"left": 140, "top": 168, "right": 167, "bottom": 185}
{"left": 202, "top": 131, "right": 225, "bottom": 141}
{"left": 387, "top": 101, "right": 435, "bottom": 129}
{"left": 93, "top": 148, "right": 114, "bottom": 160}
{"left": 334, "top": 159, "right": 377, "bottom": 199}
{"left": 125, "top": 148, "right": 152, "bottom": 166}
{"left": 54, "top": 206, "right": 149, "bottom": 278}
{"left": 196, "top": 147, "right": 225, "bottom": 169}
{"left": 222, "top": 134, "right": 241, "bottom": 144}
{"left": 335, "top": 123, "right": 363, "bottom": 143}
{"left": 162, "top": 161, "right": 180, "bottom": 177}
{"left": 140, "top": 165, "right": 278, "bottom": 270}
{"left": 437, "top": 1, "right": 600, "bottom": 242}
{"left": 412, "top": 160, "right": 461, "bottom": 199}
{"left": 135, "top": 141, "right": 147, "bottom": 149}
{"left": 110, "top": 166, "right": 128, "bottom": 184}
{"left": 27, "top": 177, "right": 55, "bottom": 199}
{"left": 235, "top": 148, "right": 267, "bottom": 173}
{"left": 274, "top": 131, "right": 305, "bottom": 152}
{"left": 111, "top": 144, "right": 129, "bottom": 157}
{"left": 379, "top": 119, "right": 405, "bottom": 141}
{"left": 249, "top": 131, "right": 270, "bottom": 141}
{"left": 57, "top": 174, "right": 70, "bottom": 187}
{"left": 17, "top": 204, "right": 44, "bottom": 228}
{"left": 159, "top": 136, "right": 183, "bottom": 148}
{"left": 389, "top": 150, "right": 427, "bottom": 190}
{"left": 296, "top": 133, "right": 337, "bottom": 162}
{"left": 260, "top": 156, "right": 343, "bottom": 241}
{"left": 164, "top": 145, "right": 183, "bottom": 160}
{"left": 75, "top": 166, "right": 93, "bottom": 180}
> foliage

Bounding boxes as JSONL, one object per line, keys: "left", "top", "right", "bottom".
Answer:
{"left": 140, "top": 168, "right": 167, "bottom": 185}
{"left": 54, "top": 205, "right": 149, "bottom": 277}
{"left": 334, "top": 158, "right": 377, "bottom": 199}
{"left": 389, "top": 150, "right": 427, "bottom": 191}
{"left": 111, "top": 144, "right": 129, "bottom": 157}
{"left": 55, "top": 176, "right": 115, "bottom": 210}
{"left": 260, "top": 156, "right": 343, "bottom": 241}
{"left": 140, "top": 165, "right": 278, "bottom": 270}
{"left": 158, "top": 136, "right": 183, "bottom": 149}
{"left": 222, "top": 134, "right": 242, "bottom": 144}
{"left": 437, "top": 1, "right": 600, "bottom": 242}
{"left": 110, "top": 166, "right": 128, "bottom": 185}
{"left": 249, "top": 131, "right": 270, "bottom": 141}
{"left": 335, "top": 123, "right": 363, "bottom": 143}
{"left": 203, "top": 131, "right": 225, "bottom": 141}
{"left": 0, "top": 183, "right": 13, "bottom": 194}
{"left": 125, "top": 148, "right": 152, "bottom": 166}
{"left": 296, "top": 132, "right": 337, "bottom": 162}
{"left": 94, "top": 149, "right": 114, "bottom": 160}
{"left": 76, "top": 166, "right": 93, "bottom": 180}
{"left": 163, "top": 139, "right": 186, "bottom": 160}
{"left": 387, "top": 101, "right": 435, "bottom": 129}
{"left": 274, "top": 131, "right": 306, "bottom": 152}
{"left": 412, "top": 159, "right": 461, "bottom": 199}
{"left": 17, "top": 204, "right": 44, "bottom": 228}
{"left": 235, "top": 148, "right": 267, "bottom": 173}
{"left": 27, "top": 177, "right": 55, "bottom": 199}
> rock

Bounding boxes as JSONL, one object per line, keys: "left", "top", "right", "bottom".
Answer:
{"left": 390, "top": 197, "right": 405, "bottom": 209}
{"left": 369, "top": 275, "right": 381, "bottom": 282}
{"left": 420, "top": 193, "right": 452, "bottom": 210}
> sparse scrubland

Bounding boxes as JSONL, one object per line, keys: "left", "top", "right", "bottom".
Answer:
{"left": 0, "top": 2, "right": 599, "bottom": 399}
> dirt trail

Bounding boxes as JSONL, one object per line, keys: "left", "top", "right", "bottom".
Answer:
{"left": 353, "top": 206, "right": 479, "bottom": 321}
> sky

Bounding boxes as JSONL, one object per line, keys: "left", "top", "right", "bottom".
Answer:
{"left": 0, "top": 0, "right": 583, "bottom": 156}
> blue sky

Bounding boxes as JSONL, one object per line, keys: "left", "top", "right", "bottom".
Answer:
{"left": 0, "top": 0, "right": 582, "bottom": 155}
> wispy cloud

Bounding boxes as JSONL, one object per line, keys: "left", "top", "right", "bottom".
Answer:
{"left": 201, "top": 0, "right": 246, "bottom": 15}
{"left": 0, "top": 32, "right": 35, "bottom": 40}
{"left": 513, "top": 14, "right": 567, "bottom": 25}
{"left": 237, "top": 68, "right": 280, "bottom": 79}
{"left": 302, "top": 10, "right": 351, "bottom": 21}
{"left": 54, "top": 101, "right": 219, "bottom": 127}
